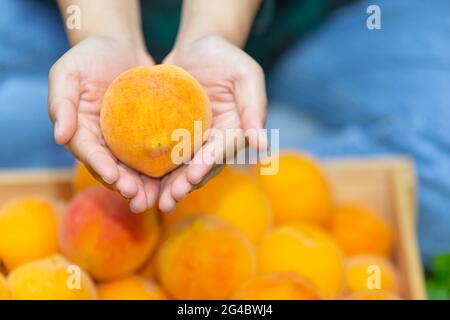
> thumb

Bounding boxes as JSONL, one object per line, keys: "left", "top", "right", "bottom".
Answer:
{"left": 48, "top": 59, "right": 79, "bottom": 145}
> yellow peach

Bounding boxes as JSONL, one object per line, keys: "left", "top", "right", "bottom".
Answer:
{"left": 165, "top": 166, "right": 271, "bottom": 243}
{"left": 98, "top": 275, "right": 167, "bottom": 300}
{"left": 345, "top": 255, "right": 400, "bottom": 294}
{"left": 0, "top": 197, "right": 59, "bottom": 271}
{"left": 0, "top": 273, "right": 10, "bottom": 300}
{"left": 232, "top": 272, "right": 322, "bottom": 300}
{"left": 256, "top": 152, "right": 333, "bottom": 226}
{"left": 329, "top": 204, "right": 393, "bottom": 257}
{"left": 257, "top": 223, "right": 344, "bottom": 298}
{"left": 7, "top": 254, "right": 96, "bottom": 300}
{"left": 157, "top": 216, "right": 255, "bottom": 299}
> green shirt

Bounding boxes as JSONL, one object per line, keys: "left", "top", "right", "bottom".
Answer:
{"left": 141, "top": 0, "right": 354, "bottom": 70}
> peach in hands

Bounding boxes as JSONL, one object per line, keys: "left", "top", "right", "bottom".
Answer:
{"left": 100, "top": 65, "right": 211, "bottom": 178}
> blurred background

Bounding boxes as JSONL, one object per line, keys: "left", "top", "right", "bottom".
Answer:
{"left": 0, "top": 0, "right": 449, "bottom": 299}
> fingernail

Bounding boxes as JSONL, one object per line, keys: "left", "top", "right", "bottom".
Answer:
{"left": 120, "top": 191, "right": 130, "bottom": 199}
{"left": 188, "top": 173, "right": 202, "bottom": 185}
{"left": 54, "top": 121, "right": 60, "bottom": 142}
{"left": 160, "top": 201, "right": 175, "bottom": 213}
{"left": 102, "top": 175, "right": 114, "bottom": 184}
{"left": 130, "top": 202, "right": 141, "bottom": 214}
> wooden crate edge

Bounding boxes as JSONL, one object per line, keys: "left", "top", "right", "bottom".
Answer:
{"left": 390, "top": 160, "right": 426, "bottom": 299}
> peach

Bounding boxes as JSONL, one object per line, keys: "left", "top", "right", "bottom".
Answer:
{"left": 72, "top": 161, "right": 101, "bottom": 193}
{"left": 97, "top": 275, "right": 167, "bottom": 300}
{"left": 0, "top": 197, "right": 59, "bottom": 271}
{"left": 165, "top": 165, "right": 272, "bottom": 243}
{"left": 7, "top": 254, "right": 96, "bottom": 300}
{"left": 344, "top": 290, "right": 401, "bottom": 300}
{"left": 256, "top": 152, "right": 333, "bottom": 226}
{"left": 59, "top": 186, "right": 160, "bottom": 280}
{"left": 257, "top": 223, "right": 344, "bottom": 298}
{"left": 157, "top": 216, "right": 255, "bottom": 299}
{"left": 0, "top": 273, "right": 10, "bottom": 300}
{"left": 345, "top": 255, "right": 400, "bottom": 294}
{"left": 100, "top": 65, "right": 211, "bottom": 178}
{"left": 232, "top": 272, "right": 322, "bottom": 300}
{"left": 329, "top": 204, "right": 393, "bottom": 257}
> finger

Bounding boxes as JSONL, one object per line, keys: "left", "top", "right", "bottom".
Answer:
{"left": 141, "top": 175, "right": 160, "bottom": 208}
{"left": 48, "top": 60, "right": 80, "bottom": 145}
{"left": 186, "top": 141, "right": 217, "bottom": 185}
{"left": 129, "top": 178, "right": 148, "bottom": 213}
{"left": 235, "top": 61, "right": 268, "bottom": 150}
{"left": 186, "top": 127, "right": 244, "bottom": 185}
{"left": 67, "top": 128, "right": 119, "bottom": 185}
{"left": 170, "top": 173, "right": 191, "bottom": 202}
{"left": 168, "top": 165, "right": 192, "bottom": 201}
{"left": 158, "top": 168, "right": 184, "bottom": 213}
{"left": 113, "top": 164, "right": 149, "bottom": 213}
{"left": 115, "top": 164, "right": 139, "bottom": 199}
{"left": 159, "top": 186, "right": 177, "bottom": 213}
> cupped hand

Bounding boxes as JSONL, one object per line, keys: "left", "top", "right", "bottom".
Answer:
{"left": 48, "top": 36, "right": 159, "bottom": 213}
{"left": 158, "top": 35, "right": 268, "bottom": 212}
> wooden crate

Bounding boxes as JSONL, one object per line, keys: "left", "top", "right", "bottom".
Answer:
{"left": 322, "top": 157, "right": 425, "bottom": 299}
{"left": 0, "top": 157, "right": 426, "bottom": 299}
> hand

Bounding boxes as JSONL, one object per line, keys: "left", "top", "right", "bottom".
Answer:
{"left": 48, "top": 36, "right": 159, "bottom": 213}
{"left": 158, "top": 35, "right": 267, "bottom": 212}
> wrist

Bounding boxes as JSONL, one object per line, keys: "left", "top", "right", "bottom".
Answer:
{"left": 175, "top": 27, "right": 246, "bottom": 50}
{"left": 58, "top": 0, "right": 145, "bottom": 48}
{"left": 67, "top": 30, "right": 146, "bottom": 51}
{"left": 168, "top": 34, "right": 233, "bottom": 65}
{"left": 76, "top": 35, "right": 153, "bottom": 66}
{"left": 174, "top": 0, "right": 260, "bottom": 49}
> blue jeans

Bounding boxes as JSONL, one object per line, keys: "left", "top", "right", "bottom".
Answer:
{"left": 0, "top": 0, "right": 71, "bottom": 168}
{"left": 268, "top": 0, "right": 450, "bottom": 265}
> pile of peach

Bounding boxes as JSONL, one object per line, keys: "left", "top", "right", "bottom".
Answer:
{"left": 0, "top": 152, "right": 401, "bottom": 300}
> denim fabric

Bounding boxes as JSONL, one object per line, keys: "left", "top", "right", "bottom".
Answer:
{"left": 0, "top": 0, "right": 72, "bottom": 168}
{"left": 269, "top": 0, "right": 450, "bottom": 264}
